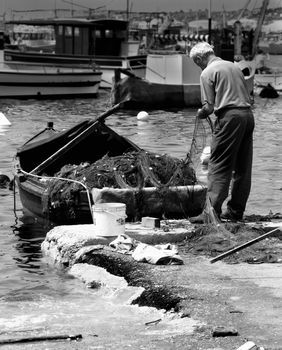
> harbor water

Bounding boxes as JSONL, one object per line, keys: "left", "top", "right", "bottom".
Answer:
{"left": 0, "top": 88, "right": 281, "bottom": 347}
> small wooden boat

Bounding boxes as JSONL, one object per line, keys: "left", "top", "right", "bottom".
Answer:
{"left": 15, "top": 105, "right": 206, "bottom": 224}
{"left": 0, "top": 63, "right": 102, "bottom": 99}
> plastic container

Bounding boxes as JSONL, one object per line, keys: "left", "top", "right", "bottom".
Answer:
{"left": 92, "top": 202, "right": 126, "bottom": 237}
{"left": 236, "top": 341, "right": 258, "bottom": 350}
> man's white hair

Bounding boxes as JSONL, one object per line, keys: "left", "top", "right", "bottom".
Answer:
{"left": 189, "top": 42, "right": 214, "bottom": 60}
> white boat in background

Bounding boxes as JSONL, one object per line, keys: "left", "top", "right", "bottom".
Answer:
{"left": 0, "top": 62, "right": 102, "bottom": 99}
{"left": 112, "top": 53, "right": 202, "bottom": 109}
{"left": 254, "top": 71, "right": 282, "bottom": 91}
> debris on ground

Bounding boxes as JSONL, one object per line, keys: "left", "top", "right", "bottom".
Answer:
{"left": 109, "top": 234, "right": 184, "bottom": 265}
{"left": 212, "top": 326, "right": 239, "bottom": 337}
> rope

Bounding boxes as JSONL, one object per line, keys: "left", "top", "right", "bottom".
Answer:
{"left": 17, "top": 167, "right": 94, "bottom": 223}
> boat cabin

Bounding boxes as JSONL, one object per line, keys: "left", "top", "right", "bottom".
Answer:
{"left": 54, "top": 19, "right": 130, "bottom": 56}
{"left": 5, "top": 18, "right": 139, "bottom": 57}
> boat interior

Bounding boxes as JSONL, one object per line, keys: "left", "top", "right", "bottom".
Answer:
{"left": 17, "top": 120, "right": 140, "bottom": 176}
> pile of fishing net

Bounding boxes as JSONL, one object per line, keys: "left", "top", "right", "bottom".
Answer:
{"left": 44, "top": 150, "right": 198, "bottom": 222}
{"left": 180, "top": 222, "right": 282, "bottom": 264}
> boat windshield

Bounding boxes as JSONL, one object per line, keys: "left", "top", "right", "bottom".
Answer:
{"left": 8, "top": 24, "right": 55, "bottom": 46}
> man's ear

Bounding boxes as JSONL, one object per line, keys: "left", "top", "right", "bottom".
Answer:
{"left": 194, "top": 55, "right": 201, "bottom": 65}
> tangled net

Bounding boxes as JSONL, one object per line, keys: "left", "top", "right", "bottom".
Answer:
{"left": 44, "top": 150, "right": 198, "bottom": 222}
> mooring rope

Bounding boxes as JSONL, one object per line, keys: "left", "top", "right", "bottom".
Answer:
{"left": 17, "top": 167, "right": 94, "bottom": 223}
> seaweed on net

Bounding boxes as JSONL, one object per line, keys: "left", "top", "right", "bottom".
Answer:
{"left": 44, "top": 150, "right": 198, "bottom": 221}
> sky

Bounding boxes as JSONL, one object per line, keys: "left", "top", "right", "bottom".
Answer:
{"left": 1, "top": 0, "right": 281, "bottom": 14}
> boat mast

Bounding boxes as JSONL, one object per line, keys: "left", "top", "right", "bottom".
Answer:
{"left": 251, "top": 0, "right": 269, "bottom": 58}
{"left": 208, "top": 0, "right": 212, "bottom": 44}
{"left": 126, "top": 0, "right": 129, "bottom": 21}
{"left": 126, "top": 0, "right": 130, "bottom": 41}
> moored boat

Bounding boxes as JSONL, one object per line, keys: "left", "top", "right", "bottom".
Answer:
{"left": 0, "top": 63, "right": 102, "bottom": 99}
{"left": 112, "top": 53, "right": 202, "bottom": 109}
{"left": 254, "top": 70, "right": 282, "bottom": 91}
{"left": 4, "top": 18, "right": 147, "bottom": 89}
{"left": 112, "top": 49, "right": 255, "bottom": 109}
{"left": 14, "top": 105, "right": 206, "bottom": 224}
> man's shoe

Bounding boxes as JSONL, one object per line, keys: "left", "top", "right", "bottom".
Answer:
{"left": 221, "top": 210, "right": 243, "bottom": 222}
{"left": 189, "top": 212, "right": 208, "bottom": 224}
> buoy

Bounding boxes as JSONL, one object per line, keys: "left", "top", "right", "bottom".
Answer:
{"left": 0, "top": 112, "right": 11, "bottom": 126}
{"left": 137, "top": 111, "right": 149, "bottom": 121}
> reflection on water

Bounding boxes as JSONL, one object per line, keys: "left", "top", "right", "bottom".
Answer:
{"left": 12, "top": 220, "right": 46, "bottom": 274}
{"left": 0, "top": 125, "right": 11, "bottom": 136}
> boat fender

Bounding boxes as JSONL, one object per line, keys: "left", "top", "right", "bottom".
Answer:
{"left": 137, "top": 111, "right": 149, "bottom": 121}
{"left": 0, "top": 112, "right": 11, "bottom": 126}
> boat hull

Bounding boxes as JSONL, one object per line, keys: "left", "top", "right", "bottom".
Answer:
{"left": 92, "top": 186, "right": 206, "bottom": 221}
{"left": 16, "top": 175, "right": 206, "bottom": 224}
{"left": 4, "top": 49, "right": 146, "bottom": 89}
{"left": 16, "top": 175, "right": 93, "bottom": 224}
{"left": 268, "top": 42, "right": 282, "bottom": 55}
{"left": 112, "top": 75, "right": 201, "bottom": 108}
{"left": 0, "top": 68, "right": 102, "bottom": 98}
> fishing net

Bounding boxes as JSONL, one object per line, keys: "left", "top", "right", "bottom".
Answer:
{"left": 187, "top": 116, "right": 225, "bottom": 227}
{"left": 187, "top": 115, "right": 209, "bottom": 170}
{"left": 52, "top": 150, "right": 197, "bottom": 189}
{"left": 187, "top": 115, "right": 236, "bottom": 254}
{"left": 181, "top": 222, "right": 282, "bottom": 264}
{"left": 44, "top": 150, "right": 198, "bottom": 222}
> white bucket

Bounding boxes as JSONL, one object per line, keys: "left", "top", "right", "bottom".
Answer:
{"left": 92, "top": 202, "right": 127, "bottom": 237}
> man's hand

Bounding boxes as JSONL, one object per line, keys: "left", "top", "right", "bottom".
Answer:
{"left": 196, "top": 108, "right": 208, "bottom": 119}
